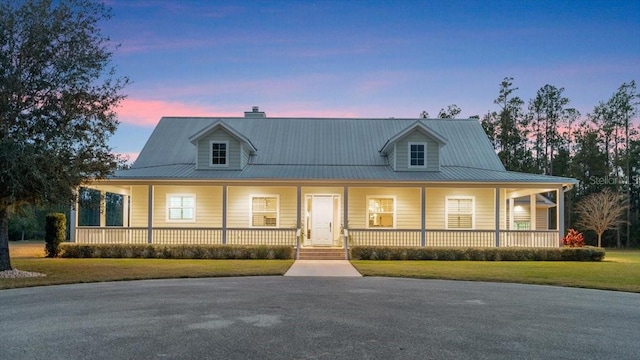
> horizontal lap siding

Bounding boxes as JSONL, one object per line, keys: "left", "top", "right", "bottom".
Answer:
{"left": 537, "top": 209, "right": 549, "bottom": 230}
{"left": 130, "top": 185, "right": 148, "bottom": 227}
{"left": 227, "top": 186, "right": 297, "bottom": 228}
{"left": 196, "top": 130, "right": 242, "bottom": 170}
{"left": 426, "top": 188, "right": 495, "bottom": 230}
{"left": 394, "top": 132, "right": 440, "bottom": 171}
{"left": 153, "top": 186, "right": 223, "bottom": 227}
{"left": 348, "top": 187, "right": 421, "bottom": 229}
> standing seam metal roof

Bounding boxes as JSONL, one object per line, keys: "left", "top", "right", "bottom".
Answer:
{"left": 132, "top": 117, "right": 505, "bottom": 170}
{"left": 115, "top": 116, "right": 576, "bottom": 184}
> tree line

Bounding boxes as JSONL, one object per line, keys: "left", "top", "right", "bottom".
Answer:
{"left": 476, "top": 77, "right": 639, "bottom": 248}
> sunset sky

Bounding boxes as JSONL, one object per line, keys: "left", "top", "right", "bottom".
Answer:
{"left": 102, "top": 0, "right": 640, "bottom": 163}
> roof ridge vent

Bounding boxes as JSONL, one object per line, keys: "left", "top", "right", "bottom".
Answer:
{"left": 244, "top": 106, "right": 266, "bottom": 118}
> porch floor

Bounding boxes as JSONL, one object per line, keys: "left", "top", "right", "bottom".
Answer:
{"left": 284, "top": 260, "right": 362, "bottom": 277}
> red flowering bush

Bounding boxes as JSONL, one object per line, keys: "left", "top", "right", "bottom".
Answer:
{"left": 562, "top": 229, "right": 585, "bottom": 247}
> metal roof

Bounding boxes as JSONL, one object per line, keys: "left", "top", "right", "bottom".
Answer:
{"left": 132, "top": 117, "right": 505, "bottom": 170}
{"left": 113, "top": 164, "right": 577, "bottom": 185}
{"left": 116, "top": 116, "right": 577, "bottom": 185}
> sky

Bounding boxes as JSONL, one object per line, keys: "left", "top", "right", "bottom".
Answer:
{"left": 101, "top": 0, "right": 640, "bottom": 163}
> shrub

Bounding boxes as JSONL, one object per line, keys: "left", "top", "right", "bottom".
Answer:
{"left": 562, "top": 229, "right": 585, "bottom": 247}
{"left": 60, "top": 244, "right": 295, "bottom": 260}
{"left": 44, "top": 213, "right": 66, "bottom": 257}
{"left": 350, "top": 246, "right": 605, "bottom": 262}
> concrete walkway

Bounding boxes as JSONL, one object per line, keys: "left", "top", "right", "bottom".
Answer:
{"left": 284, "top": 260, "right": 362, "bottom": 277}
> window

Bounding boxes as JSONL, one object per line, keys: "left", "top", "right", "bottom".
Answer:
{"left": 167, "top": 194, "right": 195, "bottom": 221}
{"left": 446, "top": 197, "right": 474, "bottom": 229}
{"left": 408, "top": 142, "right": 426, "bottom": 168}
{"left": 251, "top": 196, "right": 278, "bottom": 227}
{"left": 210, "top": 141, "right": 228, "bottom": 166}
{"left": 367, "top": 196, "right": 395, "bottom": 228}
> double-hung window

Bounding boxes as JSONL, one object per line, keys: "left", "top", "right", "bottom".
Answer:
{"left": 408, "top": 142, "right": 426, "bottom": 168}
{"left": 446, "top": 197, "right": 474, "bottom": 229}
{"left": 251, "top": 196, "right": 278, "bottom": 227}
{"left": 367, "top": 196, "right": 395, "bottom": 228}
{"left": 167, "top": 194, "right": 195, "bottom": 221}
{"left": 210, "top": 141, "right": 228, "bottom": 166}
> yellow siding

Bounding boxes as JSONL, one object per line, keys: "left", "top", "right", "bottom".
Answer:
{"left": 537, "top": 208, "right": 549, "bottom": 229}
{"left": 426, "top": 188, "right": 495, "bottom": 229}
{"left": 130, "top": 185, "right": 149, "bottom": 227}
{"left": 153, "top": 185, "right": 223, "bottom": 227}
{"left": 348, "top": 187, "right": 422, "bottom": 229}
{"left": 227, "top": 186, "right": 297, "bottom": 228}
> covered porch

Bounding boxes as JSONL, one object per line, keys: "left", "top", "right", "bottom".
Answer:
{"left": 71, "top": 181, "right": 568, "bottom": 249}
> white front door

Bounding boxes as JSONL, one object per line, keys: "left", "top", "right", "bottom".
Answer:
{"left": 311, "top": 196, "right": 334, "bottom": 246}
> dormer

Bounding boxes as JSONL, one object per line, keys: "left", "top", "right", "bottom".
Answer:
{"left": 379, "top": 121, "right": 447, "bottom": 171}
{"left": 189, "top": 121, "right": 257, "bottom": 170}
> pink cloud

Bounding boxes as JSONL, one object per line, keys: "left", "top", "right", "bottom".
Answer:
{"left": 116, "top": 98, "right": 236, "bottom": 127}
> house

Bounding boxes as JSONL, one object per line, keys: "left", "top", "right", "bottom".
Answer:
{"left": 72, "top": 107, "right": 577, "bottom": 253}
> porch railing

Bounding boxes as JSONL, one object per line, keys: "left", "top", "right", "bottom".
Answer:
{"left": 152, "top": 228, "right": 223, "bottom": 245}
{"left": 501, "top": 230, "right": 559, "bottom": 248}
{"left": 76, "top": 227, "right": 148, "bottom": 244}
{"left": 226, "top": 228, "right": 297, "bottom": 246}
{"left": 75, "top": 227, "right": 559, "bottom": 248}
{"left": 426, "top": 230, "right": 496, "bottom": 247}
{"left": 349, "top": 229, "right": 421, "bottom": 247}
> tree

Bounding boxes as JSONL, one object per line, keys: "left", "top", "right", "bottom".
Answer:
{"left": 575, "top": 189, "right": 628, "bottom": 248}
{"left": 528, "top": 85, "right": 572, "bottom": 175}
{"left": 437, "top": 104, "right": 462, "bottom": 119}
{"left": 0, "top": 0, "right": 128, "bottom": 270}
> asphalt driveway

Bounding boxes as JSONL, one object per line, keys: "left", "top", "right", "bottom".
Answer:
{"left": 1, "top": 277, "right": 639, "bottom": 359}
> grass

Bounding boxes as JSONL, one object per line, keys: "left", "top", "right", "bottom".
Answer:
{"left": 351, "top": 250, "right": 640, "bottom": 293}
{"left": 4, "top": 242, "right": 640, "bottom": 293}
{"left": 1, "top": 241, "right": 294, "bottom": 290}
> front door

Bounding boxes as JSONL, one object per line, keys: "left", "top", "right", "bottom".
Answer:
{"left": 311, "top": 196, "right": 334, "bottom": 246}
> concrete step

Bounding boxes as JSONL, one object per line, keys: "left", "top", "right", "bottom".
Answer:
{"left": 298, "top": 248, "right": 346, "bottom": 260}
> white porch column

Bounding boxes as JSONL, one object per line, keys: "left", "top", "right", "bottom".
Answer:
{"left": 495, "top": 187, "right": 501, "bottom": 247}
{"left": 69, "top": 190, "right": 78, "bottom": 243}
{"left": 147, "top": 185, "right": 154, "bottom": 244}
{"left": 530, "top": 194, "right": 537, "bottom": 231}
{"left": 296, "top": 186, "right": 301, "bottom": 260}
{"left": 421, "top": 187, "right": 426, "bottom": 247}
{"left": 508, "top": 197, "right": 515, "bottom": 230}
{"left": 99, "top": 191, "right": 106, "bottom": 227}
{"left": 123, "top": 194, "right": 130, "bottom": 227}
{"left": 557, "top": 187, "right": 565, "bottom": 246}
{"left": 222, "top": 185, "right": 227, "bottom": 245}
{"left": 343, "top": 186, "right": 349, "bottom": 260}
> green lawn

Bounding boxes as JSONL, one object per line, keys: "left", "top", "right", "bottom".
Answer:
{"left": 1, "top": 241, "right": 294, "bottom": 289}
{"left": 3, "top": 242, "right": 640, "bottom": 293}
{"left": 351, "top": 250, "right": 640, "bottom": 293}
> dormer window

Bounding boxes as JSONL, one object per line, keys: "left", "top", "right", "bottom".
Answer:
{"left": 409, "top": 142, "right": 426, "bottom": 168}
{"left": 210, "top": 141, "right": 228, "bottom": 167}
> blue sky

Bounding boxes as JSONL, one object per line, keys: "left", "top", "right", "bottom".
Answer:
{"left": 102, "top": 0, "right": 640, "bottom": 162}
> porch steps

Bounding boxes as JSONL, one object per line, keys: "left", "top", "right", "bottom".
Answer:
{"left": 298, "top": 248, "right": 346, "bottom": 260}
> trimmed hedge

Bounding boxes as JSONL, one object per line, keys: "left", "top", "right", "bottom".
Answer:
{"left": 350, "top": 246, "right": 605, "bottom": 262}
{"left": 45, "top": 213, "right": 66, "bottom": 258}
{"left": 60, "top": 244, "right": 294, "bottom": 260}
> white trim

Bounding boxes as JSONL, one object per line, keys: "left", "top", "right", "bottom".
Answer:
{"left": 445, "top": 196, "right": 475, "bottom": 229}
{"left": 408, "top": 142, "right": 427, "bottom": 169}
{"left": 249, "top": 194, "right": 280, "bottom": 228}
{"left": 209, "top": 140, "right": 229, "bottom": 167}
{"left": 366, "top": 195, "right": 396, "bottom": 229}
{"left": 166, "top": 193, "right": 196, "bottom": 222}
